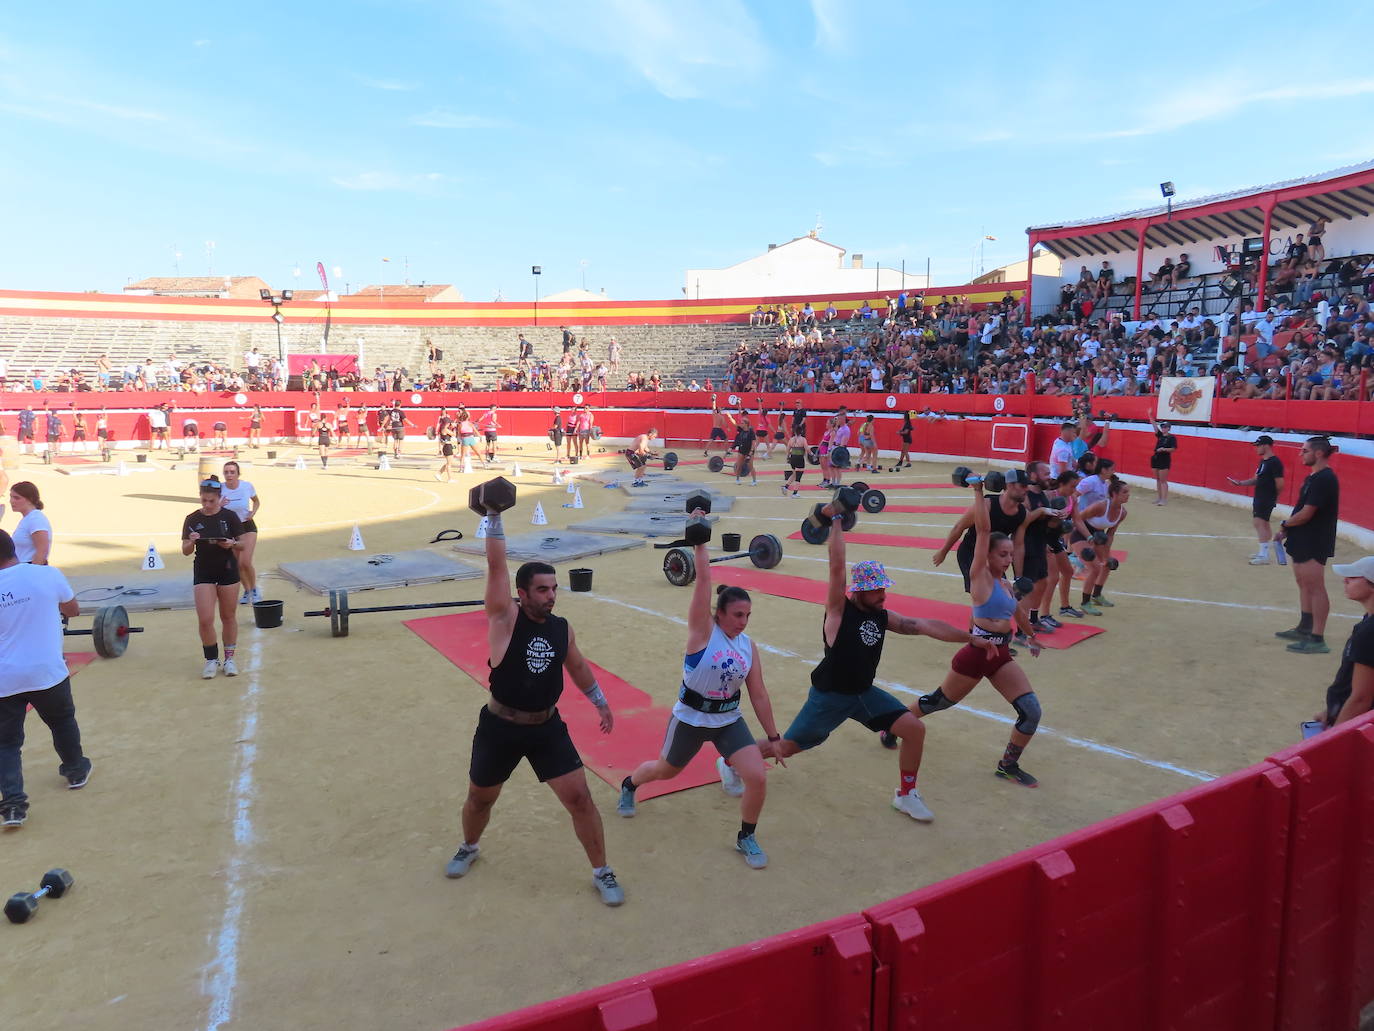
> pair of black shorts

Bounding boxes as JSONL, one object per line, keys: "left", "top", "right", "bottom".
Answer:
{"left": 240, "top": 519, "right": 259, "bottom": 534}
{"left": 391, "top": 428, "right": 405, "bottom": 441}
{"left": 549, "top": 429, "right": 564, "bottom": 445}
{"left": 193, "top": 565, "right": 241, "bottom": 587}
{"left": 73, "top": 430, "right": 87, "bottom": 441}
{"left": 318, "top": 432, "right": 330, "bottom": 446}
{"left": 788, "top": 456, "right": 805, "bottom": 471}
{"left": 1150, "top": 454, "right": 1171, "bottom": 470}
{"left": 1284, "top": 536, "right": 1331, "bottom": 565}
{"left": 1047, "top": 535, "right": 1066, "bottom": 555}
{"left": 626, "top": 451, "right": 647, "bottom": 470}
{"left": 469, "top": 706, "right": 583, "bottom": 786}
{"left": 442, "top": 443, "right": 454, "bottom": 457}
{"left": 1253, "top": 497, "right": 1276, "bottom": 520}
{"left": 773, "top": 431, "right": 785, "bottom": 441}
{"left": 484, "top": 431, "right": 497, "bottom": 443}
{"left": 709, "top": 427, "right": 728, "bottom": 441}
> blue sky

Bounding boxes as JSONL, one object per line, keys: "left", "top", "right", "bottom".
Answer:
{"left": 3, "top": 1, "right": 1373, "bottom": 300}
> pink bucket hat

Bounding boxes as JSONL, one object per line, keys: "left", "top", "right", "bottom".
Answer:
{"left": 850, "top": 560, "right": 893, "bottom": 592}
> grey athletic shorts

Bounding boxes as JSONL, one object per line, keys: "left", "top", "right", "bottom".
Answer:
{"left": 661, "top": 715, "right": 755, "bottom": 768}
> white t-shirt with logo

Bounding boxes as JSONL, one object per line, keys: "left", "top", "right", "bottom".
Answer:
{"left": 13, "top": 509, "right": 53, "bottom": 563}
{"left": 220, "top": 481, "right": 257, "bottom": 524}
{"left": 0, "top": 562, "right": 75, "bottom": 696}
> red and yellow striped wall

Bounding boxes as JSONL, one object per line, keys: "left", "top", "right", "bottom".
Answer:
{"left": 0, "top": 283, "right": 1025, "bottom": 327}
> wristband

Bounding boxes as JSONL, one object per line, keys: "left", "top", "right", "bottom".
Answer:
{"left": 767, "top": 734, "right": 781, "bottom": 742}
{"left": 582, "top": 680, "right": 607, "bottom": 708}
{"left": 486, "top": 512, "right": 505, "bottom": 538}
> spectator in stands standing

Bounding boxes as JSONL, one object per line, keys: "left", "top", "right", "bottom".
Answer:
{"left": 608, "top": 337, "right": 622, "bottom": 374}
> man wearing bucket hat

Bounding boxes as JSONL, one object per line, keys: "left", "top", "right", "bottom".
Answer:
{"left": 1315, "top": 556, "right": 1374, "bottom": 728}
{"left": 763, "top": 508, "right": 993, "bottom": 823}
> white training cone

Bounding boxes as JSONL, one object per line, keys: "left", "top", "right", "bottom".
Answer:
{"left": 512, "top": 463, "right": 522, "bottom": 478}
{"left": 572, "top": 488, "right": 584, "bottom": 509}
{"left": 348, "top": 525, "right": 365, "bottom": 551}
{"left": 116, "top": 460, "right": 129, "bottom": 477}
{"left": 378, "top": 454, "right": 391, "bottom": 471}
{"left": 552, "top": 468, "right": 564, "bottom": 484}
{"left": 294, "top": 456, "right": 307, "bottom": 470}
{"left": 461, "top": 454, "right": 474, "bottom": 474}
{"left": 476, "top": 515, "right": 489, "bottom": 539}
{"left": 567, "top": 477, "right": 577, "bottom": 494}
{"left": 143, "top": 541, "right": 165, "bottom": 571}
{"left": 531, "top": 502, "right": 548, "bottom": 526}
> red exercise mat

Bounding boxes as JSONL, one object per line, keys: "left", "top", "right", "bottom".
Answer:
{"left": 712, "top": 567, "right": 1105, "bottom": 650}
{"left": 405, "top": 611, "right": 718, "bottom": 801}
{"left": 66, "top": 653, "right": 97, "bottom": 674}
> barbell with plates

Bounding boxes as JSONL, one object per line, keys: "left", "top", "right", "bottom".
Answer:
{"left": 62, "top": 605, "right": 141, "bottom": 658}
{"left": 5, "top": 869, "right": 74, "bottom": 924}
{"left": 847, "top": 481, "right": 888, "bottom": 513}
{"left": 707, "top": 455, "right": 725, "bottom": 473}
{"left": 305, "top": 588, "right": 485, "bottom": 638}
{"left": 662, "top": 534, "right": 783, "bottom": 586}
{"left": 952, "top": 466, "right": 1006, "bottom": 492}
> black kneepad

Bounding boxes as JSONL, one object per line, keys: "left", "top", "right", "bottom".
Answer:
{"left": 1012, "top": 692, "right": 1042, "bottom": 735}
{"left": 918, "top": 689, "right": 956, "bottom": 716}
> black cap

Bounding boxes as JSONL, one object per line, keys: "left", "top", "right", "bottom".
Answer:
{"left": 1254, "top": 434, "right": 1274, "bottom": 446}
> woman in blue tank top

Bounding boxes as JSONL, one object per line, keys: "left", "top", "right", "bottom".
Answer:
{"left": 908, "top": 478, "right": 1048, "bottom": 788}
{"left": 615, "top": 508, "right": 784, "bottom": 870}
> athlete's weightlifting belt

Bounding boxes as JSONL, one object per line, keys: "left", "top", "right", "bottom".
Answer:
{"left": 487, "top": 700, "right": 556, "bottom": 725}
{"left": 970, "top": 626, "right": 1011, "bottom": 647}
{"left": 679, "top": 686, "right": 741, "bottom": 714}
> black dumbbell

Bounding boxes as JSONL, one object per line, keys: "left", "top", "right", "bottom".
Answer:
{"left": 1106, "top": 557, "right": 1120, "bottom": 571}
{"left": 1043, "top": 495, "right": 1068, "bottom": 511}
{"left": 952, "top": 467, "right": 1006, "bottom": 492}
{"left": 1012, "top": 576, "right": 1035, "bottom": 600}
{"left": 800, "top": 486, "right": 862, "bottom": 545}
{"left": 684, "top": 492, "right": 712, "bottom": 515}
{"left": 682, "top": 493, "right": 715, "bottom": 546}
{"left": 663, "top": 534, "right": 784, "bottom": 586}
{"left": 1081, "top": 547, "right": 1097, "bottom": 562}
{"left": 5, "top": 869, "right": 74, "bottom": 925}
{"left": 662, "top": 452, "right": 679, "bottom": 471}
{"left": 1090, "top": 530, "right": 1108, "bottom": 546}
{"left": 468, "top": 476, "right": 517, "bottom": 517}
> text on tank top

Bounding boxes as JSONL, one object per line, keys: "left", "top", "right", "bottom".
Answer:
{"left": 681, "top": 624, "right": 752, "bottom": 704}
{"left": 488, "top": 608, "right": 570, "bottom": 711}
{"left": 811, "top": 599, "right": 887, "bottom": 695}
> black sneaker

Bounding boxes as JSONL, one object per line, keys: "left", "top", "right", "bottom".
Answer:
{"left": 1, "top": 806, "right": 26, "bottom": 828}
{"left": 1059, "top": 605, "right": 1085, "bottom": 619}
{"left": 66, "top": 763, "right": 91, "bottom": 790}
{"left": 878, "top": 730, "right": 899, "bottom": 749}
{"left": 995, "top": 762, "right": 1039, "bottom": 788}
{"left": 1274, "top": 627, "right": 1309, "bottom": 641}
{"left": 1039, "top": 615, "right": 1063, "bottom": 630}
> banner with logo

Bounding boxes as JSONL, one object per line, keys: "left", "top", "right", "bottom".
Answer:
{"left": 1156, "top": 376, "right": 1215, "bottom": 423}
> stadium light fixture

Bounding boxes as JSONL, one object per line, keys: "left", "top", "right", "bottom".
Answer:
{"left": 1160, "top": 181, "right": 1176, "bottom": 221}
{"left": 281, "top": 289, "right": 293, "bottom": 301}
{"left": 532, "top": 265, "right": 542, "bottom": 327}
{"left": 271, "top": 312, "right": 284, "bottom": 325}
{"left": 259, "top": 288, "right": 272, "bottom": 301}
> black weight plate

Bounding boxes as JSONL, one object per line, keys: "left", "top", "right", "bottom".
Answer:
{"left": 830, "top": 445, "right": 851, "bottom": 468}
{"left": 707, "top": 456, "right": 724, "bottom": 473}
{"left": 92, "top": 604, "right": 130, "bottom": 658}
{"left": 800, "top": 519, "right": 830, "bottom": 545}
{"left": 330, "top": 588, "right": 350, "bottom": 638}
{"left": 662, "top": 451, "right": 679, "bottom": 471}
{"left": 663, "top": 547, "right": 696, "bottom": 586}
{"left": 840, "top": 509, "right": 857, "bottom": 531}
{"left": 851, "top": 481, "right": 869, "bottom": 494}
{"left": 749, "top": 534, "right": 783, "bottom": 569}
{"left": 861, "top": 489, "right": 887, "bottom": 514}
{"left": 807, "top": 446, "right": 820, "bottom": 466}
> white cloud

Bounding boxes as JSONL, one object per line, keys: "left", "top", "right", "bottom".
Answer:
{"left": 409, "top": 110, "right": 505, "bottom": 129}
{"left": 810, "top": 0, "right": 847, "bottom": 53}
{"left": 331, "top": 171, "right": 446, "bottom": 192}
{"left": 192, "top": 39, "right": 210, "bottom": 47}
{"left": 493, "top": 0, "right": 770, "bottom": 100}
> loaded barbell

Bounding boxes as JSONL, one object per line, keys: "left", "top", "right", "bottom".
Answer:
{"left": 662, "top": 534, "right": 784, "bottom": 586}
{"left": 305, "top": 588, "right": 485, "bottom": 638}
{"left": 62, "top": 605, "right": 142, "bottom": 658}
{"left": 5, "top": 869, "right": 74, "bottom": 925}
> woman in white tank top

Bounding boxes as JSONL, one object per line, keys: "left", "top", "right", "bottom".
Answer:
{"left": 1071, "top": 479, "right": 1130, "bottom": 613}
{"left": 615, "top": 514, "right": 783, "bottom": 869}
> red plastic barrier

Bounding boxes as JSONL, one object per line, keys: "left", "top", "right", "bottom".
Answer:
{"left": 455, "top": 914, "right": 873, "bottom": 1031}
{"left": 864, "top": 762, "right": 1292, "bottom": 1031}
{"left": 1268, "top": 712, "right": 1374, "bottom": 1031}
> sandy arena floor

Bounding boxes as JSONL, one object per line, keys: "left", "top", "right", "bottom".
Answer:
{"left": 2, "top": 440, "right": 1364, "bottom": 1031}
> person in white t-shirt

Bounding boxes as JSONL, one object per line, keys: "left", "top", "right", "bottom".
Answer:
{"left": 1048, "top": 423, "right": 1078, "bottom": 477}
{"left": 220, "top": 461, "right": 262, "bottom": 605}
{"left": 9, "top": 481, "right": 52, "bottom": 565}
{"left": 0, "top": 530, "right": 93, "bottom": 827}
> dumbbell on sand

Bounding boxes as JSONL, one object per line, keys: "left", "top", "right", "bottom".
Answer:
{"left": 5, "top": 869, "right": 74, "bottom": 925}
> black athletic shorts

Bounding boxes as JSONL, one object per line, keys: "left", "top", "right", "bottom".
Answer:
{"left": 788, "top": 456, "right": 805, "bottom": 471}
{"left": 193, "top": 565, "right": 241, "bottom": 587}
{"left": 1020, "top": 547, "right": 1048, "bottom": 583}
{"left": 484, "top": 431, "right": 497, "bottom": 443}
{"left": 1047, "top": 534, "right": 1066, "bottom": 555}
{"left": 73, "top": 430, "right": 87, "bottom": 441}
{"left": 241, "top": 519, "right": 259, "bottom": 534}
{"left": 469, "top": 706, "right": 583, "bottom": 787}
{"left": 391, "top": 428, "right": 405, "bottom": 441}
{"left": 1284, "top": 536, "right": 1330, "bottom": 565}
{"left": 1150, "top": 454, "right": 1171, "bottom": 470}
{"left": 773, "top": 431, "right": 785, "bottom": 441}
{"left": 442, "top": 443, "right": 454, "bottom": 456}
{"left": 626, "top": 450, "right": 646, "bottom": 470}
{"left": 710, "top": 427, "right": 727, "bottom": 441}
{"left": 1252, "top": 498, "right": 1276, "bottom": 520}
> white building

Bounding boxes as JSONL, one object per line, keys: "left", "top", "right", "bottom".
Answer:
{"left": 684, "top": 233, "right": 928, "bottom": 300}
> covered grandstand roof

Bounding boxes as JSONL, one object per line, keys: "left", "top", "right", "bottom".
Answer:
{"left": 1027, "top": 159, "right": 1374, "bottom": 258}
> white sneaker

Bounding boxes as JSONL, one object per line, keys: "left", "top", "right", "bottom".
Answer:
{"left": 201, "top": 659, "right": 220, "bottom": 679}
{"left": 892, "top": 788, "right": 934, "bottom": 823}
{"left": 251, "top": 587, "right": 263, "bottom": 603}
{"left": 716, "top": 756, "right": 745, "bottom": 797}
{"left": 1249, "top": 553, "right": 1270, "bottom": 565}
{"left": 223, "top": 657, "right": 239, "bottom": 677}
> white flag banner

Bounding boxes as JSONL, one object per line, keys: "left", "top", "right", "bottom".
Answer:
{"left": 1156, "top": 376, "right": 1215, "bottom": 423}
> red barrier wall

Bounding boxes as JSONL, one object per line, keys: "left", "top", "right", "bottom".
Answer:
{"left": 456, "top": 712, "right": 1374, "bottom": 1031}
{"left": 4, "top": 390, "right": 1371, "bottom": 535}
{"left": 458, "top": 914, "right": 873, "bottom": 1031}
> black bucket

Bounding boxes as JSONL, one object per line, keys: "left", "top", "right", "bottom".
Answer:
{"left": 569, "top": 568, "right": 593, "bottom": 592}
{"left": 721, "top": 532, "right": 742, "bottom": 553}
{"left": 252, "top": 599, "right": 284, "bottom": 629}
{"left": 266, "top": 449, "right": 277, "bottom": 459}
{"left": 135, "top": 453, "right": 147, "bottom": 463}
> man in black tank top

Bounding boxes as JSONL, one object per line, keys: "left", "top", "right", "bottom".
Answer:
{"left": 768, "top": 512, "right": 991, "bottom": 824}
{"left": 445, "top": 491, "right": 625, "bottom": 905}
{"left": 934, "top": 471, "right": 1030, "bottom": 592}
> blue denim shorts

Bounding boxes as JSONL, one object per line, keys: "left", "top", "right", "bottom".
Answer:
{"left": 783, "top": 684, "right": 908, "bottom": 751}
